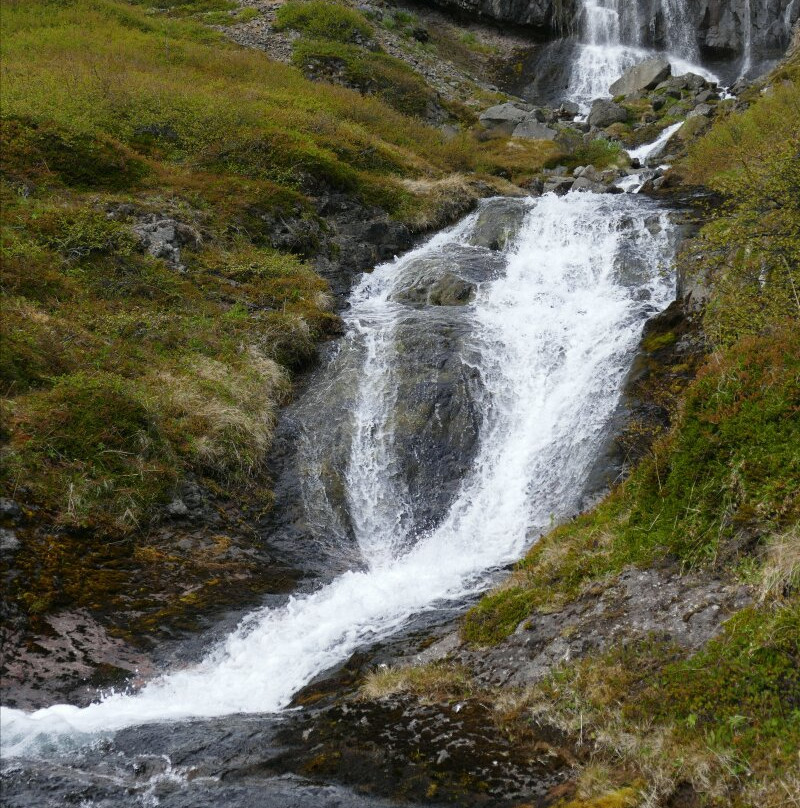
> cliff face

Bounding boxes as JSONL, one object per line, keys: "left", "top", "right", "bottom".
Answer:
{"left": 421, "top": 0, "right": 577, "bottom": 31}
{"left": 424, "top": 0, "right": 799, "bottom": 62}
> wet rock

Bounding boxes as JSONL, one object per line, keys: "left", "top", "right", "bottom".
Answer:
{"left": 466, "top": 197, "right": 528, "bottom": 250}
{"left": 587, "top": 99, "right": 627, "bottom": 128}
{"left": 479, "top": 102, "right": 527, "bottom": 134}
{"left": 276, "top": 695, "right": 573, "bottom": 806}
{"left": 609, "top": 56, "right": 671, "bottom": 96}
{"left": 393, "top": 271, "right": 476, "bottom": 306}
{"left": 543, "top": 177, "right": 574, "bottom": 195}
{"left": 558, "top": 100, "right": 580, "bottom": 118}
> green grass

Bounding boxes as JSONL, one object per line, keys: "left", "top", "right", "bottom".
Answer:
{"left": 0, "top": 0, "right": 555, "bottom": 627}
{"left": 291, "top": 38, "right": 436, "bottom": 118}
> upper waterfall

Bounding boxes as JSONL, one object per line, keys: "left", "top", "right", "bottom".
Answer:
{"left": 566, "top": 0, "right": 718, "bottom": 107}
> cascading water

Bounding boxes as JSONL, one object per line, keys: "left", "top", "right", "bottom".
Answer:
{"left": 739, "top": 0, "right": 754, "bottom": 78}
{"left": 567, "top": 0, "right": 719, "bottom": 109}
{"left": 1, "top": 191, "right": 676, "bottom": 759}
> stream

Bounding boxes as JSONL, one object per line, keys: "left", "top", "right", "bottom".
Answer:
{"left": 2, "top": 183, "right": 679, "bottom": 782}
{"left": 1, "top": 1, "right": 734, "bottom": 801}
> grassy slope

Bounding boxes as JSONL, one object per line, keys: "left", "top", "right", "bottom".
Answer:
{"left": 0, "top": 0, "right": 558, "bottom": 623}
{"left": 453, "top": 48, "right": 800, "bottom": 808}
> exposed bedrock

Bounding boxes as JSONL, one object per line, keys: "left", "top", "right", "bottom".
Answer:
{"left": 420, "top": 0, "right": 799, "bottom": 63}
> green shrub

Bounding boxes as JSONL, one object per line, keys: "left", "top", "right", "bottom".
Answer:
{"left": 641, "top": 604, "right": 800, "bottom": 771}
{"left": 36, "top": 209, "right": 138, "bottom": 260}
{"left": 292, "top": 39, "right": 434, "bottom": 117}
{"left": 275, "top": 0, "right": 372, "bottom": 43}
{"left": 555, "top": 138, "right": 627, "bottom": 171}
{"left": 0, "top": 117, "right": 150, "bottom": 191}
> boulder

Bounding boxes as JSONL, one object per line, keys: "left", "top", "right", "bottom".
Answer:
{"left": 687, "top": 103, "right": 713, "bottom": 119}
{"left": 393, "top": 271, "right": 476, "bottom": 307}
{"left": 133, "top": 216, "right": 201, "bottom": 271}
{"left": 512, "top": 118, "right": 557, "bottom": 140}
{"left": 587, "top": 99, "right": 627, "bottom": 128}
{"left": 0, "top": 528, "right": 20, "bottom": 556}
{"left": 479, "top": 103, "right": 527, "bottom": 134}
{"left": 609, "top": 58, "right": 671, "bottom": 97}
{"left": 543, "top": 177, "right": 574, "bottom": 196}
{"left": 559, "top": 100, "right": 580, "bottom": 117}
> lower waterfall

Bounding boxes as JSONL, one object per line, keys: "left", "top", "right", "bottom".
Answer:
{"left": 1, "top": 191, "right": 676, "bottom": 758}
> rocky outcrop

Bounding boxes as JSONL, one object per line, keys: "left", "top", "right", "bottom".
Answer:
{"left": 422, "top": 0, "right": 798, "bottom": 73}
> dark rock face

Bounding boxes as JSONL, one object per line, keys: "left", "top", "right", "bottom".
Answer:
{"left": 423, "top": 0, "right": 579, "bottom": 32}
{"left": 423, "top": 0, "right": 798, "bottom": 82}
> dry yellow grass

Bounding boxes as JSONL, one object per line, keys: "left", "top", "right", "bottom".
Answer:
{"left": 360, "top": 662, "right": 472, "bottom": 702}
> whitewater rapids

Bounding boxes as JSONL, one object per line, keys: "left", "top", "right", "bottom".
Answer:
{"left": 1, "top": 191, "right": 676, "bottom": 757}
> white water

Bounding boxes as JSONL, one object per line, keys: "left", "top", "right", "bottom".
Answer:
{"left": 1, "top": 192, "right": 675, "bottom": 758}
{"left": 567, "top": 0, "right": 719, "bottom": 109}
{"left": 739, "top": 0, "right": 754, "bottom": 78}
{"left": 626, "top": 121, "right": 684, "bottom": 167}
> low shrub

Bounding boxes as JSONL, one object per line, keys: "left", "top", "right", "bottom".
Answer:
{"left": 292, "top": 39, "right": 434, "bottom": 118}
{"left": 275, "top": 0, "right": 373, "bottom": 43}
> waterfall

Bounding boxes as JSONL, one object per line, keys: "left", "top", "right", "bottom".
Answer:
{"left": 739, "top": 0, "right": 754, "bottom": 78}
{"left": 567, "top": 0, "right": 719, "bottom": 109}
{"left": 1, "top": 191, "right": 676, "bottom": 758}
{"left": 660, "top": 0, "right": 700, "bottom": 63}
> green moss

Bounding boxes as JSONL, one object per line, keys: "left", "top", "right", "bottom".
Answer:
{"left": 553, "top": 138, "right": 627, "bottom": 171}
{"left": 644, "top": 604, "right": 800, "bottom": 769}
{"left": 462, "top": 586, "right": 538, "bottom": 645}
{"left": 640, "top": 330, "right": 677, "bottom": 352}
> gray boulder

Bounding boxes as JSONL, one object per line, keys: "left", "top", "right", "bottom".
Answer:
{"left": 0, "top": 528, "right": 20, "bottom": 556}
{"left": 479, "top": 103, "right": 527, "bottom": 134}
{"left": 512, "top": 118, "right": 557, "bottom": 140}
{"left": 133, "top": 216, "right": 201, "bottom": 271}
{"left": 543, "top": 177, "right": 574, "bottom": 196}
{"left": 687, "top": 103, "right": 713, "bottom": 119}
{"left": 609, "top": 57, "right": 671, "bottom": 97}
{"left": 587, "top": 99, "right": 627, "bottom": 128}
